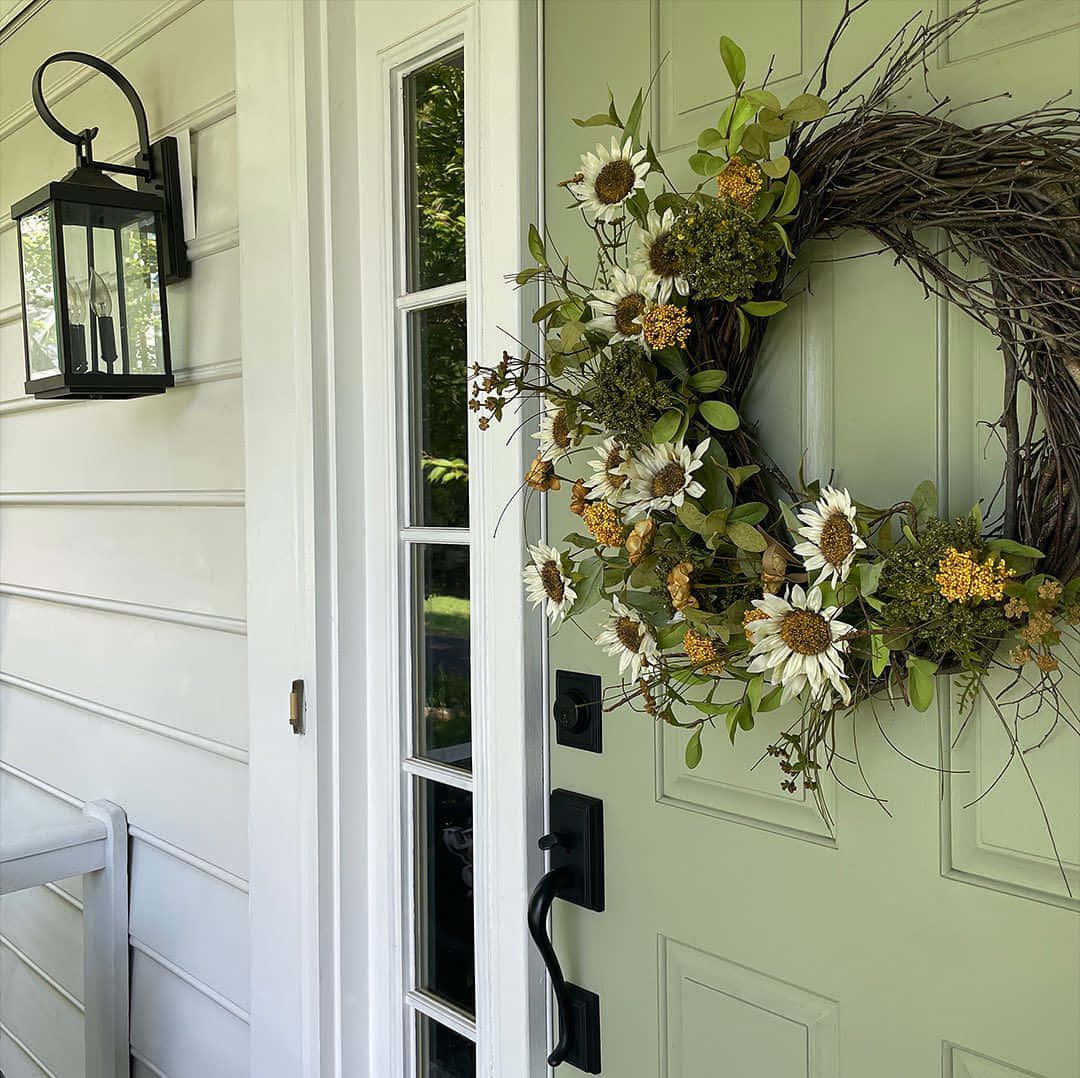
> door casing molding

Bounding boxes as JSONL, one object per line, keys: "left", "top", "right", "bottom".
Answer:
{"left": 236, "top": 1, "right": 546, "bottom": 1073}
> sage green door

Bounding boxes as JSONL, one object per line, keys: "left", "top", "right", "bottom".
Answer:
{"left": 543, "top": 2, "right": 1080, "bottom": 1076}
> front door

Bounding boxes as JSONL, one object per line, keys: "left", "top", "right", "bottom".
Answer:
{"left": 541, "top": 3, "right": 1079, "bottom": 1077}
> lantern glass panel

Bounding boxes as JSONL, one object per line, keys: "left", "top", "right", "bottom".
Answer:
{"left": 18, "top": 206, "right": 62, "bottom": 378}
{"left": 119, "top": 214, "right": 165, "bottom": 374}
{"left": 57, "top": 202, "right": 167, "bottom": 379}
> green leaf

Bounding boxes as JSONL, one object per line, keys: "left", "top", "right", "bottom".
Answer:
{"left": 729, "top": 501, "right": 768, "bottom": 525}
{"left": 739, "top": 124, "right": 769, "bottom": 159}
{"left": 727, "top": 464, "right": 760, "bottom": 488}
{"left": 699, "top": 400, "right": 740, "bottom": 431}
{"left": 736, "top": 308, "right": 751, "bottom": 350}
{"left": 657, "top": 621, "right": 689, "bottom": 649}
{"left": 779, "top": 499, "right": 802, "bottom": 535}
{"left": 772, "top": 221, "right": 795, "bottom": 258}
{"left": 759, "top": 155, "right": 790, "bottom": 179}
{"left": 742, "top": 88, "right": 781, "bottom": 112}
{"left": 986, "top": 538, "right": 1045, "bottom": 560}
{"left": 689, "top": 151, "right": 716, "bottom": 177}
{"left": 685, "top": 726, "right": 703, "bottom": 769}
{"left": 532, "top": 299, "right": 561, "bottom": 324}
{"left": 516, "top": 266, "right": 541, "bottom": 285}
{"left": 781, "top": 93, "right": 829, "bottom": 123}
{"left": 907, "top": 657, "right": 937, "bottom": 713}
{"left": 856, "top": 561, "right": 884, "bottom": 597}
{"left": 677, "top": 501, "right": 708, "bottom": 533}
{"left": 688, "top": 369, "right": 728, "bottom": 393}
{"left": 719, "top": 36, "right": 746, "bottom": 88}
{"left": 776, "top": 170, "right": 801, "bottom": 217}
{"left": 528, "top": 225, "right": 546, "bottom": 264}
{"left": 569, "top": 558, "right": 605, "bottom": 615}
{"left": 572, "top": 112, "right": 617, "bottom": 128}
{"left": 735, "top": 696, "right": 755, "bottom": 730}
{"left": 757, "top": 684, "right": 784, "bottom": 713}
{"left": 911, "top": 480, "right": 938, "bottom": 525}
{"left": 741, "top": 300, "right": 788, "bottom": 318}
{"left": 652, "top": 409, "right": 683, "bottom": 444}
{"left": 702, "top": 508, "right": 730, "bottom": 536}
{"left": 727, "top": 521, "right": 767, "bottom": 552}
{"left": 697, "top": 127, "right": 726, "bottom": 150}
{"left": 871, "top": 631, "right": 890, "bottom": 678}
{"left": 623, "top": 89, "right": 644, "bottom": 142}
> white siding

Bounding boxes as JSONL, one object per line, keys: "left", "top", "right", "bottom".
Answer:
{"left": 0, "top": 2, "right": 248, "bottom": 1075}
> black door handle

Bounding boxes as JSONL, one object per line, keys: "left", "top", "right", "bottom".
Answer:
{"left": 528, "top": 863, "right": 576, "bottom": 1065}
{"left": 527, "top": 790, "right": 603, "bottom": 1073}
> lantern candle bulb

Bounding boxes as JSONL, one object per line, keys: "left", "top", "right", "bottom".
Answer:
{"left": 89, "top": 269, "right": 117, "bottom": 372}
{"left": 66, "top": 277, "right": 88, "bottom": 373}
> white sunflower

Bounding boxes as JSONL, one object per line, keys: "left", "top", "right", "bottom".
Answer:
{"left": 746, "top": 585, "right": 854, "bottom": 710}
{"left": 570, "top": 136, "right": 650, "bottom": 222}
{"left": 523, "top": 543, "right": 577, "bottom": 626}
{"left": 588, "top": 268, "right": 658, "bottom": 345}
{"left": 584, "top": 436, "right": 632, "bottom": 504}
{"left": 623, "top": 438, "right": 709, "bottom": 518}
{"left": 631, "top": 209, "right": 688, "bottom": 304}
{"left": 793, "top": 486, "right": 867, "bottom": 585}
{"left": 596, "top": 597, "right": 659, "bottom": 682}
{"left": 533, "top": 406, "right": 575, "bottom": 462}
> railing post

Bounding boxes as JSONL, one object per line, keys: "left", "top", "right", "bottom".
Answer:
{"left": 81, "top": 801, "right": 129, "bottom": 1078}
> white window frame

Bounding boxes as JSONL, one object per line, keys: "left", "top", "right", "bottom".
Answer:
{"left": 236, "top": 1, "right": 546, "bottom": 1074}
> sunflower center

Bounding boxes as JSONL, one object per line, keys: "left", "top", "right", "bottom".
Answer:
{"left": 652, "top": 462, "right": 687, "bottom": 497}
{"left": 614, "top": 293, "right": 646, "bottom": 336}
{"left": 594, "top": 159, "right": 636, "bottom": 205}
{"left": 648, "top": 233, "right": 681, "bottom": 278}
{"left": 540, "top": 561, "right": 565, "bottom": 603}
{"left": 551, "top": 410, "right": 571, "bottom": 448}
{"left": 819, "top": 513, "right": 855, "bottom": 566}
{"left": 604, "top": 443, "right": 627, "bottom": 489}
{"left": 615, "top": 616, "right": 642, "bottom": 652}
{"left": 779, "top": 610, "right": 832, "bottom": 656}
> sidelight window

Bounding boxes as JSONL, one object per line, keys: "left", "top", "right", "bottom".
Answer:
{"left": 395, "top": 45, "right": 477, "bottom": 1078}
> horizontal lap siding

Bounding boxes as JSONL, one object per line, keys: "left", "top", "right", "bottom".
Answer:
{"left": 0, "top": 2, "right": 248, "bottom": 1076}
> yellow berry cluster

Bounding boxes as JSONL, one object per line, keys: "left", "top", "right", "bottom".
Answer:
{"left": 582, "top": 501, "right": 624, "bottom": 547}
{"left": 935, "top": 547, "right": 1012, "bottom": 603}
{"left": 683, "top": 628, "right": 724, "bottom": 675}
{"left": 641, "top": 304, "right": 692, "bottom": 350}
{"left": 715, "top": 159, "right": 764, "bottom": 209}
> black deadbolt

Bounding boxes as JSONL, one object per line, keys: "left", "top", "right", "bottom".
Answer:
{"left": 554, "top": 670, "right": 602, "bottom": 753}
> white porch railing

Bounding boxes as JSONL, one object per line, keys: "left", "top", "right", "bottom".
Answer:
{"left": 0, "top": 800, "right": 130, "bottom": 1078}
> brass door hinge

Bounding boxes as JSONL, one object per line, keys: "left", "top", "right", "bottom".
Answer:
{"left": 289, "top": 679, "right": 305, "bottom": 735}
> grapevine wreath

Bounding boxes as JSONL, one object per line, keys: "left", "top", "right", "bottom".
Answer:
{"left": 473, "top": 0, "right": 1080, "bottom": 880}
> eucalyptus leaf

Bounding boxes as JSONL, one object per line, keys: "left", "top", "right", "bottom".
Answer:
{"left": 907, "top": 657, "right": 937, "bottom": 713}
{"left": 719, "top": 35, "right": 746, "bottom": 87}
{"left": 652, "top": 408, "right": 683, "bottom": 445}
{"left": 689, "top": 151, "right": 716, "bottom": 177}
{"left": 742, "top": 88, "right": 781, "bottom": 112}
{"left": 741, "top": 300, "right": 788, "bottom": 317}
{"left": 776, "top": 171, "right": 801, "bottom": 217}
{"left": 727, "top": 521, "right": 767, "bottom": 552}
{"left": 698, "top": 127, "right": 726, "bottom": 150}
{"left": 739, "top": 124, "right": 769, "bottom": 159}
{"left": 759, "top": 155, "right": 790, "bottom": 179}
{"left": 699, "top": 400, "right": 740, "bottom": 431}
{"left": 781, "top": 93, "right": 829, "bottom": 123}
{"left": 688, "top": 369, "right": 728, "bottom": 393}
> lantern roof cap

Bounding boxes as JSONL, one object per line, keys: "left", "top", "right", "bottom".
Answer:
{"left": 11, "top": 165, "right": 164, "bottom": 222}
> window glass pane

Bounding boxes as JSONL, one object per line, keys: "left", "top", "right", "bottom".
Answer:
{"left": 415, "top": 545, "right": 471, "bottom": 771}
{"left": 410, "top": 302, "right": 469, "bottom": 527}
{"left": 414, "top": 779, "right": 474, "bottom": 1014}
{"left": 415, "top": 1014, "right": 475, "bottom": 1078}
{"left": 18, "top": 208, "right": 61, "bottom": 377}
{"left": 405, "top": 50, "right": 465, "bottom": 291}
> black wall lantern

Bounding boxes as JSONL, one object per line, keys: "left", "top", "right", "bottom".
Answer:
{"left": 10, "top": 52, "right": 191, "bottom": 401}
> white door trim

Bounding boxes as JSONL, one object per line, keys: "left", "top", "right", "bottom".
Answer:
{"left": 238, "top": 1, "right": 545, "bottom": 1074}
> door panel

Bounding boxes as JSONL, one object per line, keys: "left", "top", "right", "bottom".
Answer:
{"left": 544, "top": 2, "right": 1080, "bottom": 1075}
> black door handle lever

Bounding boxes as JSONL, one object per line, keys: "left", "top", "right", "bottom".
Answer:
{"left": 526, "top": 790, "right": 604, "bottom": 1073}
{"left": 527, "top": 861, "right": 576, "bottom": 1065}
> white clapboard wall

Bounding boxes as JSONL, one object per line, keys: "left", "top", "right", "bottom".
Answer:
{"left": 0, "top": 2, "right": 248, "bottom": 1075}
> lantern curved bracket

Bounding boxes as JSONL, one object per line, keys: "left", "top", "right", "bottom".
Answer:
{"left": 32, "top": 52, "right": 152, "bottom": 177}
